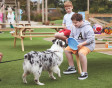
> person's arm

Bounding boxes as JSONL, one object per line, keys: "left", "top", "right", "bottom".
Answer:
{"left": 62, "top": 15, "right": 67, "bottom": 29}
{"left": 78, "top": 41, "right": 87, "bottom": 49}
{"left": 78, "top": 28, "right": 95, "bottom": 49}
{"left": 62, "top": 23, "right": 66, "bottom": 29}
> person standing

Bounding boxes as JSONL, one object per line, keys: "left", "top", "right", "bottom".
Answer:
{"left": 0, "top": 4, "right": 4, "bottom": 33}
{"left": 55, "top": 1, "right": 74, "bottom": 41}
{"left": 7, "top": 7, "right": 15, "bottom": 33}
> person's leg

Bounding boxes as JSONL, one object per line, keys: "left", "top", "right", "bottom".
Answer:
{"left": 54, "top": 32, "right": 67, "bottom": 41}
{"left": 78, "top": 47, "right": 91, "bottom": 80}
{"left": 63, "top": 46, "right": 77, "bottom": 74}
{"left": 65, "top": 50, "right": 74, "bottom": 67}
{"left": 78, "top": 52, "right": 87, "bottom": 72}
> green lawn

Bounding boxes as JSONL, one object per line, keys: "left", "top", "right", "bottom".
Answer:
{"left": 0, "top": 29, "right": 112, "bottom": 88}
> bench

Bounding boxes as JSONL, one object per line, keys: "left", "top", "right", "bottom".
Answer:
{"left": 0, "top": 28, "right": 14, "bottom": 31}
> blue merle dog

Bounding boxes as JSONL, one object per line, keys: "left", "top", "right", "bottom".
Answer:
{"left": 22, "top": 39, "right": 65, "bottom": 85}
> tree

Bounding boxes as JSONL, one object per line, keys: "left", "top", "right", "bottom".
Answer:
{"left": 48, "top": 0, "right": 63, "bottom": 8}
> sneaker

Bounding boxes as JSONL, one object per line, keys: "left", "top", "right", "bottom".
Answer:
{"left": 78, "top": 72, "right": 88, "bottom": 80}
{"left": 63, "top": 66, "right": 77, "bottom": 74}
{"left": 10, "top": 31, "right": 15, "bottom": 34}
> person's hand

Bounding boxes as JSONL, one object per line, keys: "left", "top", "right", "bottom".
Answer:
{"left": 66, "top": 38, "right": 68, "bottom": 44}
{"left": 77, "top": 43, "right": 83, "bottom": 49}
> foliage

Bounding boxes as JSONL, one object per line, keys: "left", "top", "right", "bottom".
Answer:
{"left": 18, "top": 0, "right": 112, "bottom": 14}
{"left": 30, "top": 12, "right": 42, "bottom": 22}
{"left": 48, "top": 8, "right": 63, "bottom": 21}
{"left": 19, "top": 0, "right": 112, "bottom": 21}
{"left": 22, "top": 13, "right": 27, "bottom": 20}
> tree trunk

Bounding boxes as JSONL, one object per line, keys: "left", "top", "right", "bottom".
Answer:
{"left": 87, "top": 0, "right": 89, "bottom": 14}
{"left": 18, "top": 2, "right": 20, "bottom": 22}
{"left": 2, "top": 0, "right": 6, "bottom": 28}
{"left": 37, "top": 0, "right": 40, "bottom": 13}
{"left": 42, "top": 0, "right": 44, "bottom": 23}
{"left": 15, "top": 0, "right": 18, "bottom": 23}
{"left": 45, "top": 0, "right": 48, "bottom": 22}
{"left": 2, "top": 0, "right": 6, "bottom": 23}
{"left": 27, "top": 0, "right": 30, "bottom": 23}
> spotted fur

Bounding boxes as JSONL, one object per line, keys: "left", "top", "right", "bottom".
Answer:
{"left": 22, "top": 39, "right": 65, "bottom": 85}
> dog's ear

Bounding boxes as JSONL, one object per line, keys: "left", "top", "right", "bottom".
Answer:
{"left": 52, "top": 39, "right": 57, "bottom": 43}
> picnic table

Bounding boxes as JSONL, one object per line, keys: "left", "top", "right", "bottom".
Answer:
{"left": 12, "top": 26, "right": 64, "bottom": 51}
{"left": 0, "top": 23, "right": 31, "bottom": 26}
{"left": 0, "top": 23, "right": 31, "bottom": 32}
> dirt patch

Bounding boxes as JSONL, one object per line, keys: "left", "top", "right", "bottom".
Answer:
{"left": 44, "top": 37, "right": 112, "bottom": 55}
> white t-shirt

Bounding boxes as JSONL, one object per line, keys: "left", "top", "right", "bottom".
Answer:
{"left": 7, "top": 12, "right": 15, "bottom": 24}
{"left": 62, "top": 12, "right": 74, "bottom": 30}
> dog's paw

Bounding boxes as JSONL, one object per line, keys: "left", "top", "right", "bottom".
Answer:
{"left": 38, "top": 82, "right": 45, "bottom": 85}
{"left": 52, "top": 76, "right": 56, "bottom": 80}
{"left": 58, "top": 73, "right": 61, "bottom": 78}
{"left": 58, "top": 75, "right": 61, "bottom": 78}
{"left": 50, "top": 76, "right": 56, "bottom": 80}
{"left": 23, "top": 80, "right": 27, "bottom": 84}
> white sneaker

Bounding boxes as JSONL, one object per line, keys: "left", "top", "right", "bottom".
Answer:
{"left": 10, "top": 31, "right": 15, "bottom": 34}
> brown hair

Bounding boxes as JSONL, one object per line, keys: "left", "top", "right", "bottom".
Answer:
{"left": 71, "top": 13, "right": 83, "bottom": 21}
{"left": 64, "top": 1, "right": 73, "bottom": 7}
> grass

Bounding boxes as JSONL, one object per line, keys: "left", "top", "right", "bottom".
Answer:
{"left": 0, "top": 27, "right": 112, "bottom": 88}
{"left": 51, "top": 20, "right": 63, "bottom": 24}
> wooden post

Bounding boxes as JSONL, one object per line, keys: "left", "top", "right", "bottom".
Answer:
{"left": 21, "top": 37, "right": 24, "bottom": 51}
{"left": 45, "top": 0, "right": 48, "bottom": 22}
{"left": 17, "top": 1, "right": 20, "bottom": 22}
{"left": 2, "top": 0, "right": 6, "bottom": 28}
{"left": 27, "top": 0, "right": 30, "bottom": 23}
{"left": 87, "top": 0, "right": 89, "bottom": 14}
{"left": 42, "top": 0, "right": 44, "bottom": 23}
{"left": 15, "top": 0, "right": 18, "bottom": 23}
{"left": 76, "top": 55, "right": 82, "bottom": 74}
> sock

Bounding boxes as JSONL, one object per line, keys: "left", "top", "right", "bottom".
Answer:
{"left": 81, "top": 72, "right": 88, "bottom": 75}
{"left": 69, "top": 66, "right": 75, "bottom": 69}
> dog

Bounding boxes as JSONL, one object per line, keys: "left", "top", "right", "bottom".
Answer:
{"left": 22, "top": 39, "right": 65, "bottom": 85}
